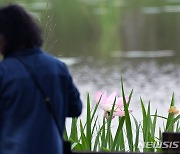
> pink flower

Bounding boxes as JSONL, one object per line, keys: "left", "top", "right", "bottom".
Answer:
{"left": 96, "top": 91, "right": 132, "bottom": 119}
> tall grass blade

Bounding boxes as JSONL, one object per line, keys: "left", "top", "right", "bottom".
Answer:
{"left": 166, "top": 93, "right": 175, "bottom": 131}
{"left": 101, "top": 117, "right": 106, "bottom": 150}
{"left": 80, "top": 120, "right": 89, "bottom": 150}
{"left": 146, "top": 101, "right": 154, "bottom": 152}
{"left": 132, "top": 115, "right": 140, "bottom": 152}
{"left": 63, "top": 126, "right": 68, "bottom": 141}
{"left": 111, "top": 89, "right": 133, "bottom": 151}
{"left": 91, "top": 95, "right": 101, "bottom": 121}
{"left": 92, "top": 116, "right": 99, "bottom": 135}
{"left": 118, "top": 129, "right": 125, "bottom": 151}
{"left": 111, "top": 117, "right": 125, "bottom": 150}
{"left": 151, "top": 110, "right": 157, "bottom": 137}
{"left": 127, "top": 89, "right": 133, "bottom": 107}
{"left": 105, "top": 97, "right": 116, "bottom": 148}
{"left": 121, "top": 78, "right": 133, "bottom": 151}
{"left": 176, "top": 121, "right": 180, "bottom": 132}
{"left": 93, "top": 123, "right": 104, "bottom": 151}
{"left": 86, "top": 93, "right": 91, "bottom": 150}
{"left": 167, "top": 114, "right": 180, "bottom": 131}
{"left": 70, "top": 118, "right": 78, "bottom": 142}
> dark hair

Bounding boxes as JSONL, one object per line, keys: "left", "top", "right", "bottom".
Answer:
{"left": 0, "top": 4, "right": 43, "bottom": 55}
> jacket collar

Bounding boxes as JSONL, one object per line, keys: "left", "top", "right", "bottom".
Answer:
{"left": 4, "top": 47, "right": 43, "bottom": 58}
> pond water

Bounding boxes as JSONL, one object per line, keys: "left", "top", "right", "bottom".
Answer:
{"left": 58, "top": 0, "right": 180, "bottom": 119}
{"left": 1, "top": 0, "right": 180, "bottom": 120}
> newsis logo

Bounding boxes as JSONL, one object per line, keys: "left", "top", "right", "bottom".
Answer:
{"left": 138, "top": 141, "right": 180, "bottom": 149}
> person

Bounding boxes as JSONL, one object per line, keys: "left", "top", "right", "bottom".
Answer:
{"left": 0, "top": 4, "right": 82, "bottom": 154}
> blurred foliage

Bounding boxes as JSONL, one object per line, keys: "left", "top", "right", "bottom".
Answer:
{"left": 51, "top": 0, "right": 99, "bottom": 56}
{"left": 0, "top": 0, "right": 180, "bottom": 57}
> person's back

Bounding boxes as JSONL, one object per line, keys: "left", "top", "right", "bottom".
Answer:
{"left": 0, "top": 4, "right": 82, "bottom": 154}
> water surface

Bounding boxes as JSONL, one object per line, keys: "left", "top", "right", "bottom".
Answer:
{"left": 2, "top": 0, "right": 180, "bottom": 119}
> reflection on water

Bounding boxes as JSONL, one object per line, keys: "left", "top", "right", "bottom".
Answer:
{"left": 111, "top": 50, "right": 175, "bottom": 58}
{"left": 57, "top": 57, "right": 80, "bottom": 66}
{"left": 142, "top": 5, "right": 180, "bottom": 14}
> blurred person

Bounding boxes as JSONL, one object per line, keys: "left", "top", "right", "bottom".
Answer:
{"left": 0, "top": 4, "right": 82, "bottom": 154}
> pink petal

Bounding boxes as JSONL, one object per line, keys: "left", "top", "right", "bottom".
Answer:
{"left": 101, "top": 91, "right": 107, "bottom": 104}
{"left": 96, "top": 91, "right": 102, "bottom": 102}
{"left": 107, "top": 92, "right": 118, "bottom": 104}
{"left": 113, "top": 111, "right": 125, "bottom": 117}
{"left": 116, "top": 96, "right": 129, "bottom": 108}
{"left": 116, "top": 97, "right": 124, "bottom": 108}
{"left": 113, "top": 109, "right": 133, "bottom": 117}
{"left": 99, "top": 103, "right": 113, "bottom": 112}
{"left": 96, "top": 91, "right": 107, "bottom": 104}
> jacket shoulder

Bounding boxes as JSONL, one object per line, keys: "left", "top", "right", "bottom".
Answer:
{"left": 42, "top": 52, "right": 70, "bottom": 75}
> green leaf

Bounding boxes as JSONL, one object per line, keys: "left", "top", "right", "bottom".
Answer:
{"left": 86, "top": 93, "right": 91, "bottom": 150}
{"left": 118, "top": 128, "right": 125, "bottom": 151}
{"left": 80, "top": 120, "right": 89, "bottom": 150}
{"left": 70, "top": 139, "right": 84, "bottom": 150}
{"left": 91, "top": 94, "right": 101, "bottom": 121}
{"left": 132, "top": 115, "right": 140, "bottom": 152}
{"left": 111, "top": 117, "right": 125, "bottom": 150}
{"left": 63, "top": 126, "right": 68, "bottom": 141}
{"left": 70, "top": 118, "right": 78, "bottom": 142}
{"left": 111, "top": 88, "right": 133, "bottom": 151}
{"left": 140, "top": 97, "right": 147, "bottom": 138}
{"left": 108, "top": 129, "right": 113, "bottom": 149}
{"left": 127, "top": 89, "right": 133, "bottom": 107}
{"left": 159, "top": 127, "right": 162, "bottom": 141}
{"left": 93, "top": 123, "right": 103, "bottom": 151}
{"left": 121, "top": 77, "right": 133, "bottom": 151}
{"left": 92, "top": 115, "right": 99, "bottom": 136}
{"left": 167, "top": 114, "right": 180, "bottom": 131}
{"left": 176, "top": 120, "right": 180, "bottom": 132}
{"left": 104, "top": 97, "right": 116, "bottom": 148}
{"left": 166, "top": 93, "right": 175, "bottom": 131}
{"left": 151, "top": 110, "right": 158, "bottom": 137}
{"left": 101, "top": 117, "right": 106, "bottom": 150}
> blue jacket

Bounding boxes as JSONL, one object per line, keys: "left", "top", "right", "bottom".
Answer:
{"left": 0, "top": 48, "right": 82, "bottom": 154}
